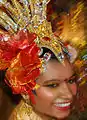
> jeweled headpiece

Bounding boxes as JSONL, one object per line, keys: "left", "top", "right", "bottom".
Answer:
{"left": 0, "top": 0, "right": 67, "bottom": 101}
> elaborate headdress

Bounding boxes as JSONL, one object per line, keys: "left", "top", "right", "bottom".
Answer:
{"left": 0, "top": 0, "right": 69, "bottom": 101}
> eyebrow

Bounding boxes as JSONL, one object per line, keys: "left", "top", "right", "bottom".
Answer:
{"left": 65, "top": 73, "right": 77, "bottom": 82}
{"left": 43, "top": 72, "right": 77, "bottom": 84}
{"left": 43, "top": 79, "right": 60, "bottom": 84}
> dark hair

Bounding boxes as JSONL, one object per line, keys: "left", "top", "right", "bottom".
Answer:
{"left": 40, "top": 47, "right": 58, "bottom": 60}
{"left": 40, "top": 47, "right": 69, "bottom": 61}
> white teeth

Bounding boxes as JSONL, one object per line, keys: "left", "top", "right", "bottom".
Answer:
{"left": 54, "top": 103, "right": 71, "bottom": 107}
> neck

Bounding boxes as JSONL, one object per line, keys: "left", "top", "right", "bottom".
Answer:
{"left": 33, "top": 110, "right": 66, "bottom": 120}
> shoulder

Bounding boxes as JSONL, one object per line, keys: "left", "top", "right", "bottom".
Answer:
{"left": 9, "top": 100, "right": 32, "bottom": 120}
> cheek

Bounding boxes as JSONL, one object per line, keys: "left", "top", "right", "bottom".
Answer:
{"left": 36, "top": 87, "right": 55, "bottom": 102}
{"left": 70, "top": 83, "right": 77, "bottom": 95}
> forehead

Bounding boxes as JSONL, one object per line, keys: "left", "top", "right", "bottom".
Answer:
{"left": 37, "top": 59, "right": 73, "bottom": 83}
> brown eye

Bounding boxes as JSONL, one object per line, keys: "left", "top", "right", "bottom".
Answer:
{"left": 45, "top": 83, "right": 59, "bottom": 88}
{"left": 68, "top": 77, "right": 77, "bottom": 84}
{"left": 67, "top": 74, "right": 79, "bottom": 84}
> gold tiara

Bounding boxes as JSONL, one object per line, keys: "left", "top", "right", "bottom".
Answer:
{"left": 0, "top": 0, "right": 65, "bottom": 62}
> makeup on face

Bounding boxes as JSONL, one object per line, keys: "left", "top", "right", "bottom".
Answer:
{"left": 31, "top": 60, "right": 77, "bottom": 120}
{"left": 42, "top": 73, "right": 78, "bottom": 89}
{"left": 39, "top": 73, "right": 77, "bottom": 111}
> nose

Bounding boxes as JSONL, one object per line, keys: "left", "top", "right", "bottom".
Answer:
{"left": 60, "top": 82, "right": 73, "bottom": 99}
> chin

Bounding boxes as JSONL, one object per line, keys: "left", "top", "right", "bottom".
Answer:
{"left": 53, "top": 109, "right": 70, "bottom": 119}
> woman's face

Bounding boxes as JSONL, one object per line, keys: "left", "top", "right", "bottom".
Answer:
{"left": 32, "top": 59, "right": 77, "bottom": 119}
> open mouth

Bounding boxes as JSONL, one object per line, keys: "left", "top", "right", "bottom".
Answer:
{"left": 54, "top": 102, "right": 71, "bottom": 107}
{"left": 53, "top": 102, "right": 71, "bottom": 111}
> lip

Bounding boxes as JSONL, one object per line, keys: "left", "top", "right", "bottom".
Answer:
{"left": 54, "top": 105, "right": 71, "bottom": 111}
{"left": 53, "top": 102, "right": 72, "bottom": 111}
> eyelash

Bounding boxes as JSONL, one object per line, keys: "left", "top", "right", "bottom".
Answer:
{"left": 68, "top": 78, "right": 77, "bottom": 84}
{"left": 44, "top": 76, "right": 78, "bottom": 88}
{"left": 45, "top": 83, "right": 59, "bottom": 88}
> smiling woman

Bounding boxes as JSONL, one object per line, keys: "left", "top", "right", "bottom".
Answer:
{"left": 31, "top": 55, "right": 77, "bottom": 120}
